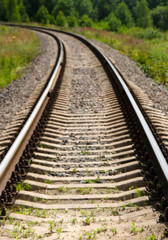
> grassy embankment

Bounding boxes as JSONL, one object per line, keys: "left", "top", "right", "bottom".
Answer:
{"left": 1, "top": 24, "right": 167, "bottom": 88}
{"left": 0, "top": 26, "right": 40, "bottom": 88}
{"left": 72, "top": 27, "right": 168, "bottom": 86}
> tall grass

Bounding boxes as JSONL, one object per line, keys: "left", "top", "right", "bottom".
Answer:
{"left": 73, "top": 27, "right": 168, "bottom": 86}
{"left": 0, "top": 26, "right": 40, "bottom": 88}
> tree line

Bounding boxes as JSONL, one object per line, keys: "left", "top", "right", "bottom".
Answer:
{"left": 0, "top": 0, "right": 168, "bottom": 31}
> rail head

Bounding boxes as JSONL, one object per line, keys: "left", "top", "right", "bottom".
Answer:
{"left": 0, "top": 27, "right": 64, "bottom": 196}
{"left": 43, "top": 26, "right": 168, "bottom": 199}
{"left": 1, "top": 23, "right": 168, "bottom": 205}
{"left": 85, "top": 37, "right": 168, "bottom": 192}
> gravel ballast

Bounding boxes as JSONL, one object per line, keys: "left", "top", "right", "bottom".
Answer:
{"left": 89, "top": 39, "right": 168, "bottom": 116}
{"left": 0, "top": 33, "right": 167, "bottom": 138}
{"left": 0, "top": 31, "right": 57, "bottom": 137}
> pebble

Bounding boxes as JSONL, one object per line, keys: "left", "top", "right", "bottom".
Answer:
{"left": 90, "top": 39, "right": 168, "bottom": 117}
{"left": 64, "top": 166, "right": 70, "bottom": 170}
{"left": 0, "top": 32, "right": 57, "bottom": 137}
{"left": 96, "top": 180, "right": 103, "bottom": 183}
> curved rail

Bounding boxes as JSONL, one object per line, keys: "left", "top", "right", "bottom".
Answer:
{"left": 24, "top": 24, "right": 168, "bottom": 201}
{"left": 103, "top": 52, "right": 168, "bottom": 178}
{"left": 0, "top": 23, "right": 168, "bottom": 206}
{"left": 0, "top": 28, "right": 64, "bottom": 196}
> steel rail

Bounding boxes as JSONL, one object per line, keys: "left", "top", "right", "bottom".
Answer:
{"left": 1, "top": 24, "right": 168, "bottom": 203}
{"left": 77, "top": 34, "right": 168, "bottom": 197}
{"left": 32, "top": 25, "right": 168, "bottom": 200}
{"left": 38, "top": 26, "right": 168, "bottom": 183}
{"left": 0, "top": 28, "right": 64, "bottom": 196}
{"left": 103, "top": 53, "right": 168, "bottom": 179}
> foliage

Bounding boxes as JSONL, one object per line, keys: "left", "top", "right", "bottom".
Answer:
{"left": 135, "top": 0, "right": 153, "bottom": 28}
{"left": 151, "top": 6, "right": 168, "bottom": 31}
{"left": 74, "top": 27, "right": 168, "bottom": 86}
{"left": 0, "top": 0, "right": 168, "bottom": 90}
{"left": 108, "top": 13, "right": 122, "bottom": 32}
{"left": 7, "top": 0, "right": 21, "bottom": 22}
{"left": 0, "top": 26, "right": 40, "bottom": 88}
{"left": 19, "top": 1, "right": 29, "bottom": 22}
{"left": 0, "top": 0, "right": 8, "bottom": 21}
{"left": 74, "top": 0, "right": 93, "bottom": 17}
{"left": 115, "top": 1, "right": 135, "bottom": 28}
{"left": 80, "top": 15, "right": 93, "bottom": 27}
{"left": 55, "top": 11, "right": 67, "bottom": 27}
{"left": 96, "top": 0, "right": 118, "bottom": 21}
{"left": 93, "top": 20, "right": 110, "bottom": 31}
{"left": 23, "top": 0, "right": 45, "bottom": 20}
{"left": 0, "top": 0, "right": 168, "bottom": 31}
{"left": 52, "top": 0, "right": 74, "bottom": 17}
{"left": 68, "top": 12, "right": 79, "bottom": 27}
{"left": 127, "top": 27, "right": 162, "bottom": 40}
{"left": 147, "top": 0, "right": 168, "bottom": 9}
{"left": 36, "top": 5, "right": 50, "bottom": 24}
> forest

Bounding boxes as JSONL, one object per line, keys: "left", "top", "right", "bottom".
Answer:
{"left": 0, "top": 0, "right": 168, "bottom": 31}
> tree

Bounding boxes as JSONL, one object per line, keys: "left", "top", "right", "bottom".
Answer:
{"left": 122, "top": 0, "right": 137, "bottom": 20}
{"left": 97, "top": 0, "right": 118, "bottom": 20}
{"left": 36, "top": 5, "right": 50, "bottom": 24}
{"left": 23, "top": 0, "right": 44, "bottom": 20}
{"left": 80, "top": 14, "right": 93, "bottom": 27}
{"left": 7, "top": 0, "right": 20, "bottom": 22}
{"left": 52, "top": 0, "right": 74, "bottom": 17}
{"left": 0, "top": 0, "right": 8, "bottom": 21}
{"left": 115, "top": 1, "right": 134, "bottom": 27}
{"left": 147, "top": 0, "right": 168, "bottom": 9}
{"left": 18, "top": 0, "right": 29, "bottom": 22}
{"left": 108, "top": 13, "right": 122, "bottom": 32}
{"left": 68, "top": 12, "right": 79, "bottom": 27}
{"left": 135, "top": 0, "right": 152, "bottom": 28}
{"left": 74, "top": 0, "right": 93, "bottom": 17}
{"left": 44, "top": 0, "right": 57, "bottom": 13}
{"left": 123, "top": 0, "right": 137, "bottom": 11}
{"left": 55, "top": 10, "right": 67, "bottom": 26}
{"left": 151, "top": 6, "right": 168, "bottom": 30}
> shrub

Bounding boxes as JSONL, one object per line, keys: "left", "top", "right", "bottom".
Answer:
{"left": 135, "top": 0, "right": 152, "bottom": 28}
{"left": 55, "top": 11, "right": 67, "bottom": 27}
{"left": 131, "top": 27, "right": 162, "bottom": 40}
{"left": 36, "top": 5, "right": 51, "bottom": 24}
{"left": 115, "top": 1, "right": 135, "bottom": 28}
{"left": 68, "top": 14, "right": 78, "bottom": 27}
{"left": 108, "top": 14, "right": 122, "bottom": 32}
{"left": 151, "top": 6, "right": 168, "bottom": 31}
{"left": 80, "top": 15, "right": 93, "bottom": 27}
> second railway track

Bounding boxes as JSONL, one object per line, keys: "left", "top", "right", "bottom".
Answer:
{"left": 0, "top": 26, "right": 168, "bottom": 239}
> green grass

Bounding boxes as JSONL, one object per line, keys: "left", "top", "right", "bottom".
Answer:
{"left": 0, "top": 25, "right": 40, "bottom": 88}
{"left": 8, "top": 23, "right": 167, "bottom": 87}
{"left": 71, "top": 26, "right": 168, "bottom": 86}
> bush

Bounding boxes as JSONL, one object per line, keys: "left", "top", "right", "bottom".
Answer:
{"left": 135, "top": 0, "right": 152, "bottom": 28}
{"left": 80, "top": 15, "right": 93, "bottom": 27}
{"left": 131, "top": 27, "right": 162, "bottom": 40}
{"left": 152, "top": 6, "right": 168, "bottom": 31}
{"left": 36, "top": 5, "right": 51, "bottom": 24}
{"left": 68, "top": 14, "right": 78, "bottom": 27}
{"left": 108, "top": 14, "right": 122, "bottom": 32}
{"left": 115, "top": 2, "right": 134, "bottom": 28}
{"left": 19, "top": 1, "right": 29, "bottom": 23}
{"left": 92, "top": 20, "right": 110, "bottom": 31}
{"left": 56, "top": 11, "right": 67, "bottom": 27}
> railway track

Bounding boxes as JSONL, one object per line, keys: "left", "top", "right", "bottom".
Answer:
{"left": 0, "top": 25, "right": 168, "bottom": 239}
